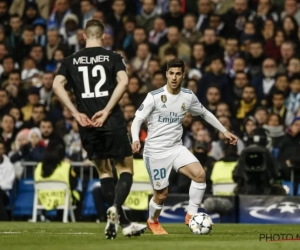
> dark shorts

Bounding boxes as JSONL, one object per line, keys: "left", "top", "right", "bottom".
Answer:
{"left": 79, "top": 127, "right": 132, "bottom": 160}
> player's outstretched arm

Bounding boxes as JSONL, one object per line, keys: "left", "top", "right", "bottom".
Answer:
{"left": 189, "top": 94, "right": 238, "bottom": 145}
{"left": 53, "top": 75, "right": 91, "bottom": 127}
{"left": 91, "top": 71, "right": 128, "bottom": 127}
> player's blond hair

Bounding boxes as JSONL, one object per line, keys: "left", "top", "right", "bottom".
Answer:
{"left": 85, "top": 19, "right": 105, "bottom": 39}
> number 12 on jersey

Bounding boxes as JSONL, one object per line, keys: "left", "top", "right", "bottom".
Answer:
{"left": 78, "top": 65, "right": 108, "bottom": 99}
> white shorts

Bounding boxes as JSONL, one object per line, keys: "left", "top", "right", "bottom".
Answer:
{"left": 143, "top": 145, "right": 199, "bottom": 190}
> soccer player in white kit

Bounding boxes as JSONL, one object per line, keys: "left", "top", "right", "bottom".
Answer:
{"left": 131, "top": 59, "right": 237, "bottom": 234}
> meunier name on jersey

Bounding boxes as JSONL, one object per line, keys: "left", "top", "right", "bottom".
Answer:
{"left": 73, "top": 55, "right": 109, "bottom": 64}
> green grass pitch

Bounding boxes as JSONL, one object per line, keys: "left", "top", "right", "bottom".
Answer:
{"left": 0, "top": 223, "right": 299, "bottom": 250}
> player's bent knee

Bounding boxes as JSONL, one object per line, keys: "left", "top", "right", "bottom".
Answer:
{"left": 155, "top": 192, "right": 167, "bottom": 203}
{"left": 115, "top": 156, "right": 133, "bottom": 174}
{"left": 193, "top": 169, "right": 206, "bottom": 183}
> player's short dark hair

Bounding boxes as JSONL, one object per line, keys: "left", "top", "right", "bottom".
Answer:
{"left": 167, "top": 59, "right": 185, "bottom": 73}
{"left": 85, "top": 19, "right": 105, "bottom": 39}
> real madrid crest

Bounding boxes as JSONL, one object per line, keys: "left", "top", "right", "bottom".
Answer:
{"left": 161, "top": 95, "right": 167, "bottom": 103}
{"left": 181, "top": 103, "right": 186, "bottom": 111}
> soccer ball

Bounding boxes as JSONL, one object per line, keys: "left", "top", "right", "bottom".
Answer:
{"left": 188, "top": 213, "right": 213, "bottom": 235}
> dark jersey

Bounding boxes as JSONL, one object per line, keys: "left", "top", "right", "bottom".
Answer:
{"left": 57, "top": 47, "right": 127, "bottom": 130}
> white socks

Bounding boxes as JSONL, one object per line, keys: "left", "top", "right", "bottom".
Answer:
{"left": 149, "top": 197, "right": 163, "bottom": 222}
{"left": 187, "top": 181, "right": 206, "bottom": 215}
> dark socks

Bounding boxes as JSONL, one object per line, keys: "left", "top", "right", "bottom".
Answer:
{"left": 100, "top": 177, "right": 115, "bottom": 206}
{"left": 114, "top": 172, "right": 133, "bottom": 208}
{"left": 114, "top": 172, "right": 133, "bottom": 227}
{"left": 100, "top": 176, "right": 132, "bottom": 227}
{"left": 92, "top": 186, "right": 107, "bottom": 222}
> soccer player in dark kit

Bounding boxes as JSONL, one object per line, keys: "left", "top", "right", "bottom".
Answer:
{"left": 53, "top": 19, "right": 147, "bottom": 239}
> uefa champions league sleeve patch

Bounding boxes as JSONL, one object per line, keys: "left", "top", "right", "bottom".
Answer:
{"left": 138, "top": 104, "right": 144, "bottom": 111}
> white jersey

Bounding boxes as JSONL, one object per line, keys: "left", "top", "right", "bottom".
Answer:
{"left": 135, "top": 85, "right": 214, "bottom": 156}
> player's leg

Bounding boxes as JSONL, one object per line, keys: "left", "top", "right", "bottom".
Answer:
{"left": 111, "top": 128, "right": 147, "bottom": 236}
{"left": 93, "top": 158, "right": 120, "bottom": 239}
{"left": 173, "top": 146, "right": 207, "bottom": 225}
{"left": 144, "top": 155, "right": 172, "bottom": 235}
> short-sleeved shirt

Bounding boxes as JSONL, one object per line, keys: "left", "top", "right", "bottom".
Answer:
{"left": 135, "top": 85, "right": 209, "bottom": 155}
{"left": 57, "top": 47, "right": 127, "bottom": 131}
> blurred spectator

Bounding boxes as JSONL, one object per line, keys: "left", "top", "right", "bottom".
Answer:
{"left": 281, "top": 0, "right": 300, "bottom": 26}
{"left": 14, "top": 26, "right": 36, "bottom": 64}
{"left": 123, "top": 103, "right": 136, "bottom": 122}
{"left": 0, "top": 89, "right": 12, "bottom": 120}
{"left": 9, "top": 14, "right": 23, "bottom": 53}
{"left": 0, "top": 0, "right": 10, "bottom": 33}
{"left": 151, "top": 71, "right": 166, "bottom": 90}
{"left": 80, "top": 0, "right": 96, "bottom": 28}
{"left": 136, "top": 0, "right": 158, "bottom": 32}
{"left": 205, "top": 86, "right": 221, "bottom": 114}
{"left": 106, "top": 0, "right": 126, "bottom": 42}
{"left": 131, "top": 43, "right": 152, "bottom": 76}
{"left": 39, "top": 119, "right": 57, "bottom": 145}
{"left": 269, "top": 90, "right": 294, "bottom": 126}
{"left": 263, "top": 113, "right": 285, "bottom": 148}
{"left": 21, "top": 87, "right": 41, "bottom": 121}
{"left": 251, "top": 58, "right": 277, "bottom": 105}
{"left": 278, "top": 117, "right": 300, "bottom": 187}
{"left": 10, "top": 127, "right": 45, "bottom": 163}
{"left": 9, "top": 106, "right": 24, "bottom": 129}
{"left": 0, "top": 55, "right": 15, "bottom": 82}
{"left": 241, "top": 115, "right": 257, "bottom": 145}
{"left": 33, "top": 18, "right": 47, "bottom": 47}
{"left": 125, "top": 26, "right": 157, "bottom": 60}
{"left": 148, "top": 17, "right": 168, "bottom": 46}
{"left": 224, "top": 38, "right": 240, "bottom": 74}
{"left": 22, "top": 103, "right": 46, "bottom": 128}
{"left": 196, "top": 0, "right": 213, "bottom": 33}
{"left": 0, "top": 140, "right": 15, "bottom": 221}
{"left": 158, "top": 26, "right": 191, "bottom": 65}
{"left": 10, "top": 0, "right": 50, "bottom": 20}
{"left": 277, "top": 41, "right": 295, "bottom": 74}
{"left": 48, "top": 0, "right": 72, "bottom": 34}
{"left": 22, "top": 2, "right": 41, "bottom": 26}
{"left": 161, "top": 0, "right": 184, "bottom": 30}
{"left": 223, "top": 0, "right": 254, "bottom": 33}
{"left": 46, "top": 28, "right": 69, "bottom": 61}
{"left": 254, "top": 107, "right": 268, "bottom": 126}
{"left": 234, "top": 85, "right": 259, "bottom": 123}
{"left": 29, "top": 45, "right": 46, "bottom": 71}
{"left": 196, "top": 56, "right": 229, "bottom": 103}
{"left": 181, "top": 14, "right": 202, "bottom": 46}
{"left": 230, "top": 71, "right": 249, "bottom": 106}
{"left": 246, "top": 40, "right": 265, "bottom": 77}
{"left": 201, "top": 28, "right": 224, "bottom": 61}
{"left": 39, "top": 72, "right": 54, "bottom": 109}
{"left": 0, "top": 114, "right": 16, "bottom": 153}
{"left": 286, "top": 74, "right": 300, "bottom": 114}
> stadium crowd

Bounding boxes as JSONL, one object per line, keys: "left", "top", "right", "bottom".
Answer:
{"left": 1, "top": 0, "right": 300, "bottom": 219}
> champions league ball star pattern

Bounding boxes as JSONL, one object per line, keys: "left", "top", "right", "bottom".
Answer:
{"left": 188, "top": 213, "right": 213, "bottom": 235}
